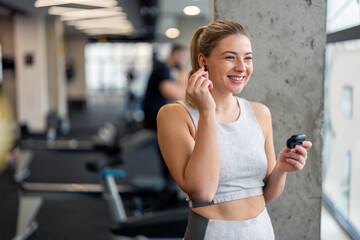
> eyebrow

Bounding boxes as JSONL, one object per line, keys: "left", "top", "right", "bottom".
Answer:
{"left": 221, "top": 51, "right": 253, "bottom": 55}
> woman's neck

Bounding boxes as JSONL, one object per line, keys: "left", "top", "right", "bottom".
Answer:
{"left": 211, "top": 92, "right": 240, "bottom": 122}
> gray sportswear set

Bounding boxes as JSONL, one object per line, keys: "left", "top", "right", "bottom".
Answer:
{"left": 179, "top": 97, "right": 275, "bottom": 240}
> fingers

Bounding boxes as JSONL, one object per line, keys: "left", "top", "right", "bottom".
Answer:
{"left": 294, "top": 144, "right": 307, "bottom": 158}
{"left": 208, "top": 80, "right": 214, "bottom": 89}
{"left": 284, "top": 150, "right": 306, "bottom": 165}
{"left": 285, "top": 158, "right": 304, "bottom": 170}
{"left": 302, "top": 141, "right": 312, "bottom": 150}
{"left": 194, "top": 76, "right": 207, "bottom": 89}
{"left": 283, "top": 144, "right": 309, "bottom": 170}
{"left": 187, "top": 66, "right": 211, "bottom": 93}
{"left": 188, "top": 66, "right": 208, "bottom": 88}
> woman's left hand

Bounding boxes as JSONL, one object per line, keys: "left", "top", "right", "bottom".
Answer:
{"left": 276, "top": 141, "right": 312, "bottom": 172}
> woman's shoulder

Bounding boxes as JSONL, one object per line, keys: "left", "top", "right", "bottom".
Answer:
{"left": 241, "top": 99, "right": 272, "bottom": 137}
{"left": 157, "top": 102, "right": 196, "bottom": 137}
{"left": 157, "top": 102, "right": 193, "bottom": 123}
{"left": 243, "top": 99, "right": 272, "bottom": 126}
{"left": 158, "top": 102, "right": 186, "bottom": 115}
{"left": 240, "top": 98, "right": 270, "bottom": 117}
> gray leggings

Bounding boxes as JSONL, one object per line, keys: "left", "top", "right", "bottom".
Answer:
{"left": 184, "top": 208, "right": 275, "bottom": 240}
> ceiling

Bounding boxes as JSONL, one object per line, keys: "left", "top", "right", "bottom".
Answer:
{"left": 0, "top": 0, "right": 211, "bottom": 41}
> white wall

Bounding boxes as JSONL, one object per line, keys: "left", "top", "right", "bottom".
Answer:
{"left": 14, "top": 15, "right": 48, "bottom": 132}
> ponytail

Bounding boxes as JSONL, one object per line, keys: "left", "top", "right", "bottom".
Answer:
{"left": 189, "top": 26, "right": 206, "bottom": 78}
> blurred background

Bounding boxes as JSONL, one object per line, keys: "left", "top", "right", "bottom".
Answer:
{"left": 0, "top": 0, "right": 359, "bottom": 239}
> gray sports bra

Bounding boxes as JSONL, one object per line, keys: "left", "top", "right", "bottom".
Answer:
{"left": 179, "top": 97, "right": 268, "bottom": 208}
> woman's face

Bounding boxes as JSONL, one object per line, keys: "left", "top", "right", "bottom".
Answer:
{"left": 205, "top": 34, "right": 253, "bottom": 95}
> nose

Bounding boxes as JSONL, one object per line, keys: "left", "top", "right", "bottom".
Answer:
{"left": 235, "top": 59, "right": 246, "bottom": 72}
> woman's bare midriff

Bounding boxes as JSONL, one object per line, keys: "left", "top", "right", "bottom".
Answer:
{"left": 191, "top": 195, "right": 266, "bottom": 221}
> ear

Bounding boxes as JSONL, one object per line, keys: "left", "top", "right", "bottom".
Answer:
{"left": 197, "top": 53, "right": 207, "bottom": 68}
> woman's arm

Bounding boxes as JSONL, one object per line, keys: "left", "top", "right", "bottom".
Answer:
{"left": 249, "top": 102, "right": 312, "bottom": 203}
{"left": 157, "top": 67, "right": 219, "bottom": 202}
{"left": 264, "top": 141, "right": 312, "bottom": 203}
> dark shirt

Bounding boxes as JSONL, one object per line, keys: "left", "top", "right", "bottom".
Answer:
{"left": 144, "top": 61, "right": 173, "bottom": 130}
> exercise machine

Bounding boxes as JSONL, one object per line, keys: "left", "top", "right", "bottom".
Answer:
{"left": 12, "top": 129, "right": 188, "bottom": 240}
{"left": 19, "top": 122, "right": 120, "bottom": 154}
{"left": 86, "top": 155, "right": 189, "bottom": 239}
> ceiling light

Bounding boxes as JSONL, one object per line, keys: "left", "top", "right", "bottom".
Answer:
{"left": 67, "top": 16, "right": 127, "bottom": 26}
{"left": 64, "top": 15, "right": 134, "bottom": 35}
{"left": 165, "top": 28, "right": 180, "bottom": 39}
{"left": 35, "top": 0, "right": 118, "bottom": 8}
{"left": 61, "top": 12, "right": 123, "bottom": 21}
{"left": 83, "top": 28, "right": 134, "bottom": 35}
{"left": 48, "top": 6, "right": 122, "bottom": 15}
{"left": 183, "top": 6, "right": 201, "bottom": 16}
{"left": 48, "top": 6, "right": 125, "bottom": 21}
{"left": 62, "top": 11, "right": 124, "bottom": 21}
{"left": 75, "top": 21, "right": 133, "bottom": 30}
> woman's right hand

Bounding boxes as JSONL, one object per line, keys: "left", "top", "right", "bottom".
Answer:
{"left": 186, "top": 66, "right": 216, "bottom": 112}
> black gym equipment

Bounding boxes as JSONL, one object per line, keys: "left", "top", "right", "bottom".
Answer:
{"left": 13, "top": 129, "right": 189, "bottom": 239}
{"left": 19, "top": 121, "right": 120, "bottom": 154}
{"left": 86, "top": 155, "right": 189, "bottom": 239}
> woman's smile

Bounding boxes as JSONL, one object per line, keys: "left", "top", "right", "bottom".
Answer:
{"left": 228, "top": 75, "right": 245, "bottom": 84}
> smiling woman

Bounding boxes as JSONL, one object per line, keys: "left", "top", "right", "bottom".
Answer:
{"left": 157, "top": 20, "right": 313, "bottom": 239}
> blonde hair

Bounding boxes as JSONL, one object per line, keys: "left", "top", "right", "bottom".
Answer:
{"left": 185, "top": 20, "right": 250, "bottom": 108}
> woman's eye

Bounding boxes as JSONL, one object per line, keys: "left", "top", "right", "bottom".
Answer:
{"left": 225, "top": 56, "right": 235, "bottom": 59}
{"left": 245, "top": 57, "right": 253, "bottom": 60}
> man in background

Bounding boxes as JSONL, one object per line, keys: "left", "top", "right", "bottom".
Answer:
{"left": 143, "top": 44, "right": 188, "bottom": 185}
{"left": 143, "top": 44, "right": 188, "bottom": 130}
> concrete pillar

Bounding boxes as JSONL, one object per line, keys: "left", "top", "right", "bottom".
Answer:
{"left": 214, "top": 1, "right": 326, "bottom": 239}
{"left": 14, "top": 15, "right": 48, "bottom": 132}
{"left": 45, "top": 16, "right": 67, "bottom": 119}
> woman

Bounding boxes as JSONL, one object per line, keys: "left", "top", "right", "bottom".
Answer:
{"left": 157, "top": 20, "right": 312, "bottom": 239}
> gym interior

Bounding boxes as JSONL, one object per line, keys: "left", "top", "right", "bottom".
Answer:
{"left": 0, "top": 0, "right": 359, "bottom": 239}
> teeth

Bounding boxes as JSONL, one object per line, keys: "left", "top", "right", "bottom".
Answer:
{"left": 229, "top": 76, "right": 244, "bottom": 80}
